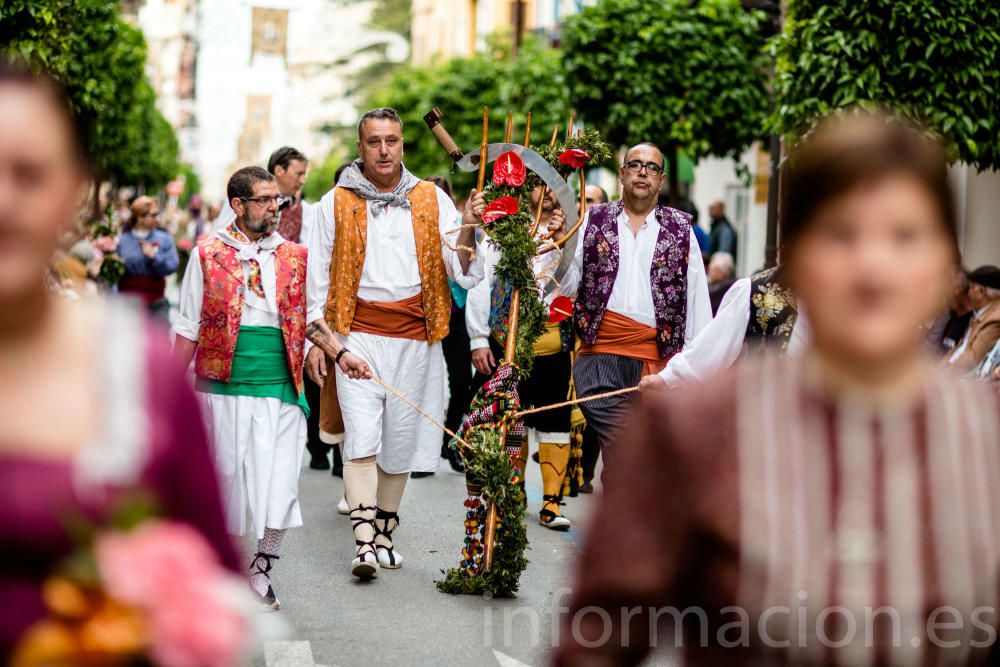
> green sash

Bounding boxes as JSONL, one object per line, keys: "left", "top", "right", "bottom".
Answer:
{"left": 196, "top": 326, "right": 309, "bottom": 417}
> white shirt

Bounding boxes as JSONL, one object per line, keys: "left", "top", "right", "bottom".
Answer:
{"left": 172, "top": 238, "right": 281, "bottom": 342}
{"left": 658, "top": 277, "right": 811, "bottom": 388}
{"left": 572, "top": 207, "right": 711, "bottom": 344}
{"left": 466, "top": 231, "right": 580, "bottom": 350}
{"left": 306, "top": 185, "right": 484, "bottom": 324}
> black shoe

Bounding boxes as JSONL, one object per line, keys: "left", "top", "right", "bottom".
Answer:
{"left": 249, "top": 553, "right": 281, "bottom": 611}
{"left": 251, "top": 584, "right": 280, "bottom": 611}
{"left": 410, "top": 471, "right": 434, "bottom": 479}
{"left": 309, "top": 454, "right": 330, "bottom": 470}
{"left": 580, "top": 480, "right": 594, "bottom": 494}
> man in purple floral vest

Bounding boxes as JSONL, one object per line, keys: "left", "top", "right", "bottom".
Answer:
{"left": 563, "top": 142, "right": 711, "bottom": 474}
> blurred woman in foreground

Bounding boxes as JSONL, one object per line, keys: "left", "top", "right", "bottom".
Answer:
{"left": 556, "top": 112, "right": 1000, "bottom": 666}
{"left": 0, "top": 61, "right": 241, "bottom": 662}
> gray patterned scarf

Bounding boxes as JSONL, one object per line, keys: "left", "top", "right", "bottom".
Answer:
{"left": 336, "top": 158, "right": 421, "bottom": 214}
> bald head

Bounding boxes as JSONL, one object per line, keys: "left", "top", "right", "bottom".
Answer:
{"left": 624, "top": 142, "right": 665, "bottom": 167}
{"left": 619, "top": 142, "right": 666, "bottom": 210}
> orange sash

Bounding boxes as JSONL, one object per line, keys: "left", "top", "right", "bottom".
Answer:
{"left": 350, "top": 293, "right": 428, "bottom": 341}
{"left": 577, "top": 310, "right": 668, "bottom": 376}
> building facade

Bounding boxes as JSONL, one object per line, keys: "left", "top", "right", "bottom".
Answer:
{"left": 136, "top": 0, "right": 407, "bottom": 200}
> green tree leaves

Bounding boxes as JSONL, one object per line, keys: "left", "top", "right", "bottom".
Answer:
{"left": 1, "top": 0, "right": 180, "bottom": 189}
{"left": 365, "top": 36, "right": 570, "bottom": 191}
{"left": 561, "top": 0, "right": 770, "bottom": 163}
{"left": 771, "top": 0, "right": 1000, "bottom": 170}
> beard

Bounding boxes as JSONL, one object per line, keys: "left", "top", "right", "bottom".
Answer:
{"left": 241, "top": 211, "right": 278, "bottom": 236}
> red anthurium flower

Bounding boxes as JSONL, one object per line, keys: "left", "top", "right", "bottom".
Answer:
{"left": 558, "top": 148, "right": 591, "bottom": 169}
{"left": 548, "top": 295, "right": 573, "bottom": 324}
{"left": 481, "top": 196, "right": 519, "bottom": 225}
{"left": 491, "top": 151, "right": 527, "bottom": 187}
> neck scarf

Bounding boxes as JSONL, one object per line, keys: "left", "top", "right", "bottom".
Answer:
{"left": 219, "top": 222, "right": 282, "bottom": 299}
{"left": 336, "top": 158, "right": 421, "bottom": 214}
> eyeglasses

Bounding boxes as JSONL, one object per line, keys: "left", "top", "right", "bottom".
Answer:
{"left": 622, "top": 160, "right": 664, "bottom": 175}
{"left": 239, "top": 196, "right": 284, "bottom": 207}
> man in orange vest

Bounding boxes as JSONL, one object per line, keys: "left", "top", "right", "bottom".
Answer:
{"left": 305, "top": 108, "right": 484, "bottom": 580}
{"left": 174, "top": 166, "right": 370, "bottom": 610}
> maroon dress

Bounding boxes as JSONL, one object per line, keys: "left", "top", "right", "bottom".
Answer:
{"left": 556, "top": 355, "right": 1000, "bottom": 667}
{"left": 0, "top": 301, "right": 239, "bottom": 660}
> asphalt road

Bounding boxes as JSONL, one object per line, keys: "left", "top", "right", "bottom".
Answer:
{"left": 243, "top": 451, "right": 642, "bottom": 667}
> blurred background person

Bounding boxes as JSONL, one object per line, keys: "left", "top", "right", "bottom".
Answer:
{"left": 706, "top": 251, "right": 737, "bottom": 315}
{"left": 557, "top": 112, "right": 1000, "bottom": 666}
{"left": 117, "top": 194, "right": 179, "bottom": 319}
{"left": 0, "top": 59, "right": 239, "bottom": 661}
{"left": 945, "top": 264, "right": 1000, "bottom": 371}
{"left": 269, "top": 146, "right": 310, "bottom": 244}
{"left": 579, "top": 183, "right": 609, "bottom": 494}
{"left": 583, "top": 184, "right": 608, "bottom": 211}
{"left": 707, "top": 199, "right": 737, "bottom": 257}
{"left": 925, "top": 267, "right": 973, "bottom": 355}
{"left": 426, "top": 174, "right": 466, "bottom": 474}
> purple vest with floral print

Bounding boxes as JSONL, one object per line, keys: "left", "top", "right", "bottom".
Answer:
{"left": 573, "top": 200, "right": 692, "bottom": 359}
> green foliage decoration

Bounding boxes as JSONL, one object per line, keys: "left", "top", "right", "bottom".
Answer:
{"left": 770, "top": 0, "right": 1000, "bottom": 169}
{"left": 437, "top": 129, "right": 610, "bottom": 598}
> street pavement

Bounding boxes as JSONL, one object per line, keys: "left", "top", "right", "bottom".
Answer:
{"left": 249, "top": 454, "right": 606, "bottom": 667}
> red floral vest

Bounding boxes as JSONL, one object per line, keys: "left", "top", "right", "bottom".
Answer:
{"left": 195, "top": 237, "right": 308, "bottom": 395}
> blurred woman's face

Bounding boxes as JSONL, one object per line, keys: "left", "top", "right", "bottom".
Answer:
{"left": 0, "top": 83, "right": 87, "bottom": 303}
{"left": 788, "top": 175, "right": 955, "bottom": 366}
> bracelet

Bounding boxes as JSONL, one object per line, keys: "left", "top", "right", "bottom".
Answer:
{"left": 335, "top": 348, "right": 350, "bottom": 365}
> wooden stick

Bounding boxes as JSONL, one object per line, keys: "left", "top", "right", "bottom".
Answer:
{"left": 566, "top": 111, "right": 575, "bottom": 138}
{"left": 515, "top": 385, "right": 640, "bottom": 418}
{"left": 505, "top": 111, "right": 513, "bottom": 143}
{"left": 369, "top": 375, "right": 471, "bottom": 450}
{"left": 476, "top": 106, "right": 489, "bottom": 192}
{"left": 528, "top": 127, "right": 563, "bottom": 237}
{"left": 482, "top": 503, "right": 498, "bottom": 573}
{"left": 537, "top": 160, "right": 588, "bottom": 255}
{"left": 523, "top": 111, "right": 532, "bottom": 146}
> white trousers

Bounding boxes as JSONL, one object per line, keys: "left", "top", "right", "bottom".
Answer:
{"left": 335, "top": 332, "right": 446, "bottom": 474}
{"left": 198, "top": 393, "right": 307, "bottom": 539}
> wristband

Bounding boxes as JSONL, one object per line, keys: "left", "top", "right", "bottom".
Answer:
{"left": 335, "top": 348, "right": 350, "bottom": 365}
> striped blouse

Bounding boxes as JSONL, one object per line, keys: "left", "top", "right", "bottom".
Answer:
{"left": 556, "top": 354, "right": 1000, "bottom": 667}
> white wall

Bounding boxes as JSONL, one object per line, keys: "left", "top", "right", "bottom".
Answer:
{"left": 691, "top": 145, "right": 768, "bottom": 276}
{"left": 954, "top": 165, "right": 1000, "bottom": 270}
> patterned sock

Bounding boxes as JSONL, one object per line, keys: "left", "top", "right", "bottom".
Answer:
{"left": 249, "top": 528, "right": 286, "bottom": 597}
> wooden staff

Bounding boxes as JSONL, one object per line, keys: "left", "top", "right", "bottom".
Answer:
{"left": 566, "top": 111, "right": 575, "bottom": 138}
{"left": 483, "top": 111, "right": 533, "bottom": 576}
{"left": 538, "top": 153, "right": 588, "bottom": 255}
{"left": 505, "top": 111, "right": 513, "bottom": 143}
{"left": 528, "top": 125, "right": 562, "bottom": 237}
{"left": 477, "top": 107, "right": 489, "bottom": 192}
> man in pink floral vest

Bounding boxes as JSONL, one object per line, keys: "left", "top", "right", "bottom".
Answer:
{"left": 173, "top": 166, "right": 368, "bottom": 611}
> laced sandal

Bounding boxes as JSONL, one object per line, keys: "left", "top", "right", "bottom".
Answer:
{"left": 373, "top": 508, "right": 403, "bottom": 569}
{"left": 539, "top": 495, "right": 571, "bottom": 531}
{"left": 349, "top": 505, "right": 379, "bottom": 579}
{"left": 249, "top": 552, "right": 281, "bottom": 611}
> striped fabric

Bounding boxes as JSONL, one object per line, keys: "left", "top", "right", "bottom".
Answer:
{"left": 558, "top": 354, "right": 1000, "bottom": 667}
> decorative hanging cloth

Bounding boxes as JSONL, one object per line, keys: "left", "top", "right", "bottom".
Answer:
{"left": 221, "top": 222, "right": 281, "bottom": 300}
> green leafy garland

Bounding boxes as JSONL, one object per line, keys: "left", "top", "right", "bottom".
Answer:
{"left": 437, "top": 128, "right": 611, "bottom": 598}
